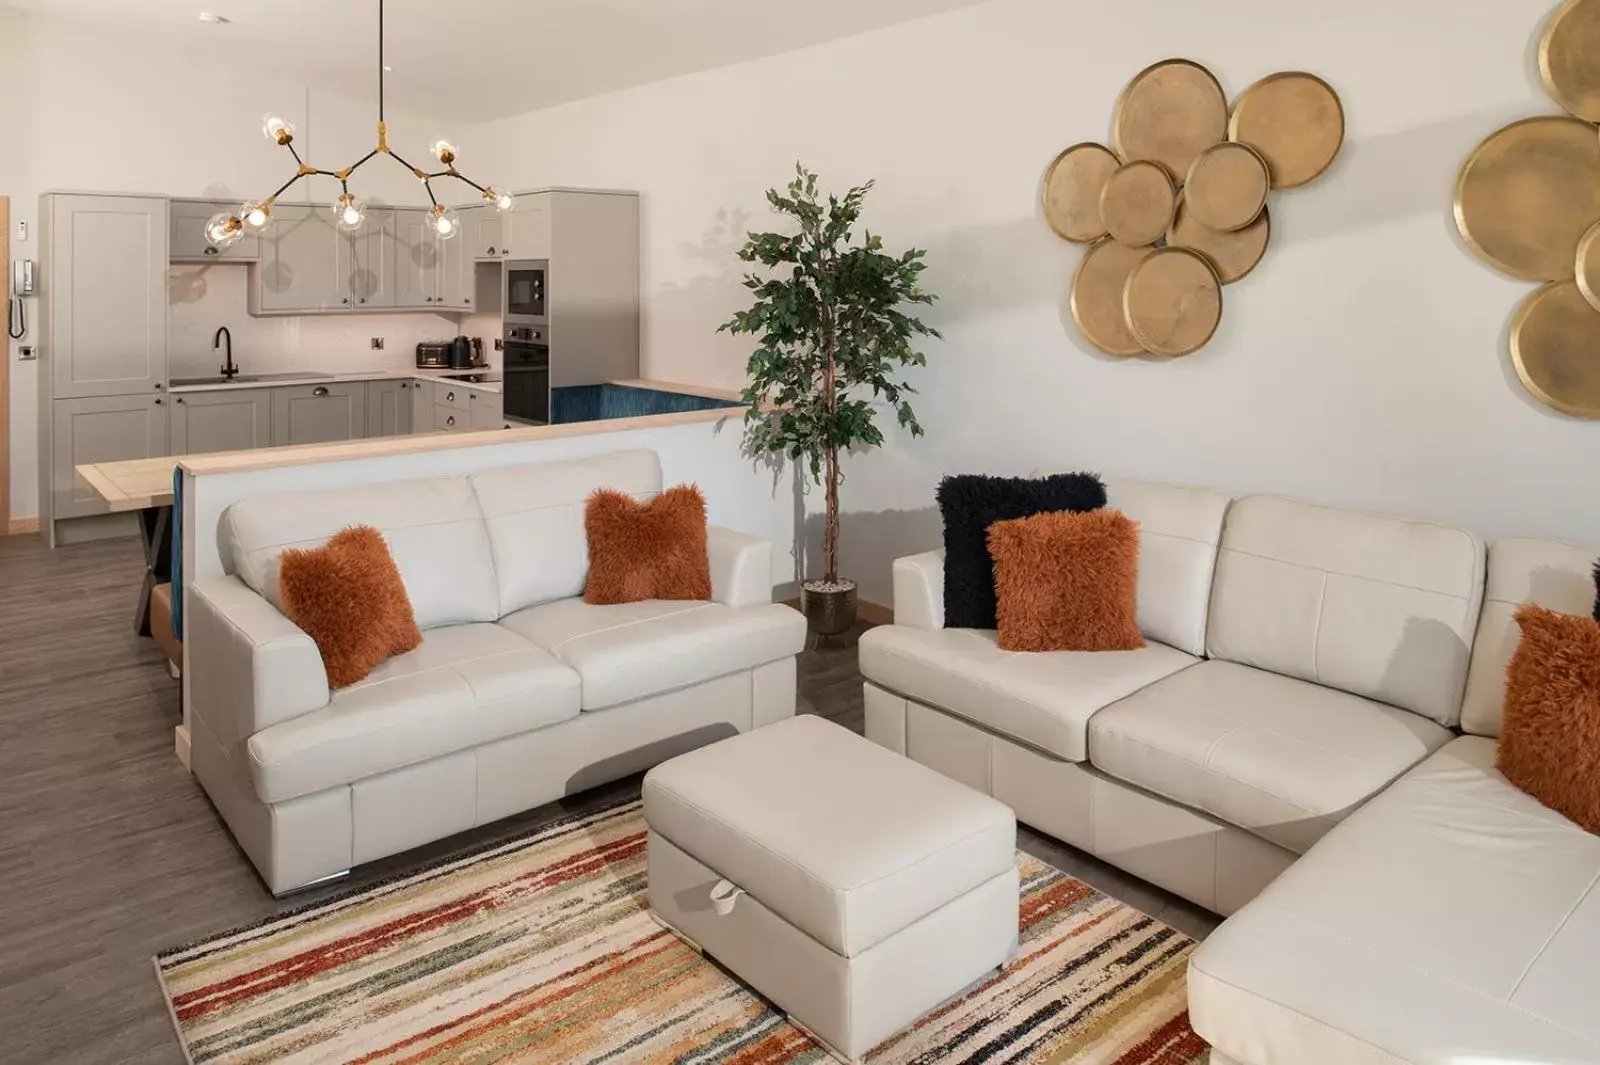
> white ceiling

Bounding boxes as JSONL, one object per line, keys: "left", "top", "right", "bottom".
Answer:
{"left": 5, "top": 0, "right": 990, "bottom": 123}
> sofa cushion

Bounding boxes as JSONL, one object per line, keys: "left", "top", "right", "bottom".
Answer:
{"left": 1188, "top": 737, "right": 1600, "bottom": 1065}
{"left": 221, "top": 476, "right": 499, "bottom": 630}
{"left": 1206, "top": 495, "right": 1485, "bottom": 728}
{"left": 470, "top": 451, "right": 662, "bottom": 617}
{"left": 246, "top": 623, "right": 580, "bottom": 803}
{"left": 1037, "top": 472, "right": 1231, "bottom": 656}
{"left": 1461, "top": 536, "right": 1600, "bottom": 738}
{"left": 500, "top": 597, "right": 806, "bottom": 711}
{"left": 1088, "top": 660, "right": 1451, "bottom": 854}
{"left": 857, "top": 624, "right": 1198, "bottom": 762}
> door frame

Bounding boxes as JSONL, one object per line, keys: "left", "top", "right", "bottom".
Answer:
{"left": 1, "top": 194, "right": 11, "bottom": 534}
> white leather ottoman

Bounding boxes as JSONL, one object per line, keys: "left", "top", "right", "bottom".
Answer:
{"left": 642, "top": 714, "right": 1019, "bottom": 1062}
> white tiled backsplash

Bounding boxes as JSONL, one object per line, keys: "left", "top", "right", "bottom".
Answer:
{"left": 167, "top": 264, "right": 494, "bottom": 379}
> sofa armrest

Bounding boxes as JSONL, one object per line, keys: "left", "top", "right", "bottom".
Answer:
{"left": 707, "top": 525, "right": 773, "bottom": 607}
{"left": 187, "top": 576, "right": 331, "bottom": 746}
{"left": 893, "top": 549, "right": 945, "bottom": 630}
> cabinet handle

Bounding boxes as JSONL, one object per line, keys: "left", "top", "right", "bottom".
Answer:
{"left": 312, "top": 386, "right": 330, "bottom": 397}
{"left": 204, "top": 247, "right": 218, "bottom": 256}
{"left": 445, "top": 391, "right": 456, "bottom": 402}
{"left": 487, "top": 246, "right": 496, "bottom": 254}
{"left": 359, "top": 297, "right": 366, "bottom": 304}
{"left": 342, "top": 297, "right": 350, "bottom": 304}
{"left": 175, "top": 397, "right": 185, "bottom": 404}
{"left": 154, "top": 398, "right": 163, "bottom": 406}
{"left": 153, "top": 383, "right": 163, "bottom": 390}
{"left": 446, "top": 415, "right": 455, "bottom": 426}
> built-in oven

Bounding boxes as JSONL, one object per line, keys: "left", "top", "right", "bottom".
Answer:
{"left": 502, "top": 324, "right": 550, "bottom": 425}
{"left": 504, "top": 260, "right": 548, "bottom": 322}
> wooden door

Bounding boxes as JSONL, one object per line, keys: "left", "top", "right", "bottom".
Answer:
{"left": 392, "top": 210, "right": 441, "bottom": 309}
{"left": 170, "top": 388, "right": 271, "bottom": 455}
{"left": 48, "top": 194, "right": 169, "bottom": 399}
{"left": 365, "top": 379, "right": 412, "bottom": 437}
{"left": 170, "top": 199, "right": 260, "bottom": 262}
{"left": 255, "top": 204, "right": 342, "bottom": 313}
{"left": 340, "top": 208, "right": 396, "bottom": 309}
{"left": 271, "top": 382, "right": 367, "bottom": 445}
{"left": 51, "top": 395, "right": 168, "bottom": 518}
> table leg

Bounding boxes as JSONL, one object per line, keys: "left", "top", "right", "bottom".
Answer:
{"left": 134, "top": 504, "right": 172, "bottom": 637}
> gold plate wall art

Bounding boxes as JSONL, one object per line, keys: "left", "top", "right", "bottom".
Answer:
{"left": 1575, "top": 221, "right": 1600, "bottom": 311}
{"left": 1168, "top": 196, "right": 1270, "bottom": 284}
{"left": 1112, "top": 59, "right": 1228, "bottom": 180}
{"left": 1183, "top": 142, "right": 1270, "bottom": 232}
{"left": 1509, "top": 281, "right": 1600, "bottom": 417}
{"left": 1455, "top": 116, "right": 1600, "bottom": 282}
{"left": 1540, "top": 0, "right": 1600, "bottom": 122}
{"left": 1100, "top": 160, "right": 1177, "bottom": 247}
{"left": 1122, "top": 247, "right": 1222, "bottom": 357}
{"left": 1042, "top": 142, "right": 1122, "bottom": 243}
{"left": 1228, "top": 72, "right": 1345, "bottom": 189}
{"left": 1070, "top": 240, "right": 1150, "bottom": 356}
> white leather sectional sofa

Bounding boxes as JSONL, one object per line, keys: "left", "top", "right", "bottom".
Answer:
{"left": 859, "top": 476, "right": 1600, "bottom": 1064}
{"left": 186, "top": 449, "right": 806, "bottom": 895}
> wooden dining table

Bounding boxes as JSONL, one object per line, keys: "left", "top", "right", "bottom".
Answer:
{"left": 75, "top": 457, "right": 178, "bottom": 636}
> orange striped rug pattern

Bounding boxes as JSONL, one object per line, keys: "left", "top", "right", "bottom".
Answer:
{"left": 155, "top": 802, "right": 1207, "bottom": 1064}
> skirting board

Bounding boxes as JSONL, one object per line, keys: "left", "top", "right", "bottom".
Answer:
{"left": 7, "top": 517, "right": 40, "bottom": 536}
{"left": 174, "top": 725, "right": 191, "bottom": 770}
{"left": 780, "top": 596, "right": 892, "bottom": 626}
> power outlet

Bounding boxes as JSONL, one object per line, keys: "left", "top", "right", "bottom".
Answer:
{"left": 17, "top": 220, "right": 27, "bottom": 242}
{"left": 494, "top": 337, "right": 503, "bottom": 351}
{"left": 370, "top": 337, "right": 385, "bottom": 350}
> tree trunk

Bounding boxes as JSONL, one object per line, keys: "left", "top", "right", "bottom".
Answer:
{"left": 821, "top": 303, "right": 840, "bottom": 585}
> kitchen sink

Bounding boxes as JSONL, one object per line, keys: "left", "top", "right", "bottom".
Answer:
{"left": 169, "top": 372, "right": 334, "bottom": 386}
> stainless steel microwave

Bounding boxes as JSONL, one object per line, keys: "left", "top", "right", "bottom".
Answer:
{"left": 505, "top": 260, "right": 548, "bottom": 322}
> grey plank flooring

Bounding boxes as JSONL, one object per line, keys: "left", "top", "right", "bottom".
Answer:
{"left": 0, "top": 533, "right": 1216, "bottom": 1065}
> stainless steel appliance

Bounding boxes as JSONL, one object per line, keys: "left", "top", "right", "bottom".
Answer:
{"left": 416, "top": 340, "right": 451, "bottom": 368}
{"left": 504, "top": 260, "right": 548, "bottom": 323}
{"left": 502, "top": 324, "right": 550, "bottom": 425}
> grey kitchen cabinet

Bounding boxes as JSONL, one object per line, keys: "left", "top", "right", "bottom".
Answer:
{"left": 367, "top": 378, "right": 414, "bottom": 437}
{"left": 271, "top": 382, "right": 368, "bottom": 445}
{"left": 435, "top": 381, "right": 470, "bottom": 413}
{"left": 468, "top": 389, "right": 506, "bottom": 430}
{"left": 51, "top": 395, "right": 169, "bottom": 519}
{"left": 467, "top": 207, "right": 505, "bottom": 261}
{"left": 45, "top": 194, "right": 169, "bottom": 399}
{"left": 171, "top": 198, "right": 260, "bottom": 262}
{"left": 170, "top": 388, "right": 272, "bottom": 455}
{"left": 338, "top": 208, "right": 396, "bottom": 309}
{"left": 434, "top": 405, "right": 468, "bottom": 432}
{"left": 410, "top": 376, "right": 433, "bottom": 431}
{"left": 507, "top": 196, "right": 551, "bottom": 259}
{"left": 438, "top": 224, "right": 472, "bottom": 309}
{"left": 253, "top": 204, "right": 343, "bottom": 314}
{"left": 393, "top": 209, "right": 442, "bottom": 310}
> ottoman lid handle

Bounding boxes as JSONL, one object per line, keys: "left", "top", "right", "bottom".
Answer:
{"left": 710, "top": 879, "right": 745, "bottom": 917}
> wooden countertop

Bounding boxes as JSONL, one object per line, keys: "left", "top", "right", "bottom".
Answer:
{"left": 73, "top": 457, "right": 180, "bottom": 512}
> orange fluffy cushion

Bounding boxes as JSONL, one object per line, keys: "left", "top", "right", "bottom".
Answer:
{"left": 1497, "top": 604, "right": 1600, "bottom": 835}
{"left": 584, "top": 484, "right": 712, "bottom": 605}
{"left": 278, "top": 525, "right": 422, "bottom": 688}
{"left": 987, "top": 508, "right": 1145, "bottom": 653}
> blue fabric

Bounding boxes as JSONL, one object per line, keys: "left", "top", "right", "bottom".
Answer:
{"left": 550, "top": 384, "right": 742, "bottom": 425}
{"left": 170, "top": 467, "right": 183, "bottom": 642}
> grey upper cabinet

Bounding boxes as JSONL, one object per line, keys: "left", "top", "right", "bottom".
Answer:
{"left": 466, "top": 207, "right": 505, "bottom": 261}
{"left": 393, "top": 209, "right": 442, "bottom": 310}
{"left": 46, "top": 194, "right": 169, "bottom": 399}
{"left": 508, "top": 196, "right": 552, "bottom": 259}
{"left": 366, "top": 379, "right": 413, "bottom": 437}
{"left": 254, "top": 205, "right": 343, "bottom": 314}
{"left": 338, "top": 208, "right": 396, "bottom": 310}
{"left": 170, "top": 388, "right": 272, "bottom": 456}
{"left": 439, "top": 228, "right": 471, "bottom": 310}
{"left": 171, "top": 198, "right": 259, "bottom": 262}
{"left": 51, "top": 395, "right": 169, "bottom": 519}
{"left": 271, "top": 382, "right": 368, "bottom": 446}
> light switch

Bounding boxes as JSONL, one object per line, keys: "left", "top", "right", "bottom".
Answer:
{"left": 17, "top": 220, "right": 26, "bottom": 242}
{"left": 19, "top": 346, "right": 37, "bottom": 360}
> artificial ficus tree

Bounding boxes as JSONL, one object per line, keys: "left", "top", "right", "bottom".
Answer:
{"left": 721, "top": 165, "right": 941, "bottom": 587}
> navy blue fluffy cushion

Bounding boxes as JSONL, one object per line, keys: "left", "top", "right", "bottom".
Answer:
{"left": 937, "top": 472, "right": 1107, "bottom": 629}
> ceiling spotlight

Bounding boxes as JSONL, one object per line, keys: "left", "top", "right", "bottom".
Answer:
{"left": 197, "top": 12, "right": 232, "bottom": 24}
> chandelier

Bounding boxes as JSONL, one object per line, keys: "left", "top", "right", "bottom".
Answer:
{"left": 204, "top": 0, "right": 511, "bottom": 249}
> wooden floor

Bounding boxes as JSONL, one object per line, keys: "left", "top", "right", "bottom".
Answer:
{"left": 0, "top": 532, "right": 1217, "bottom": 1065}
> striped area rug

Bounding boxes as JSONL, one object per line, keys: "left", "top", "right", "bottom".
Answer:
{"left": 156, "top": 802, "right": 1207, "bottom": 1064}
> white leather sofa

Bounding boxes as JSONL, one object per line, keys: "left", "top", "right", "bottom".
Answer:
{"left": 186, "top": 449, "right": 807, "bottom": 895}
{"left": 860, "top": 477, "right": 1600, "bottom": 1064}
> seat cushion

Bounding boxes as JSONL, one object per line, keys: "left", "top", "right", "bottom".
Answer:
{"left": 857, "top": 624, "right": 1197, "bottom": 762}
{"left": 500, "top": 598, "right": 806, "bottom": 711}
{"left": 642, "top": 715, "right": 1016, "bottom": 957}
{"left": 247, "top": 623, "right": 581, "bottom": 803}
{"left": 1188, "top": 737, "right": 1600, "bottom": 1065}
{"left": 1089, "top": 660, "right": 1451, "bottom": 854}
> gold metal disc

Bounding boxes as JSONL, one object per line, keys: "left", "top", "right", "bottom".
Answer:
{"left": 1577, "top": 221, "right": 1600, "bottom": 311}
{"left": 1041, "top": 142, "right": 1122, "bottom": 243}
{"left": 1509, "top": 281, "right": 1600, "bottom": 417}
{"left": 1183, "top": 142, "right": 1270, "bottom": 232}
{"left": 1228, "top": 72, "right": 1345, "bottom": 189}
{"left": 1540, "top": 0, "right": 1600, "bottom": 121}
{"left": 1100, "top": 160, "right": 1177, "bottom": 248}
{"left": 1112, "top": 59, "right": 1228, "bottom": 181}
{"left": 1169, "top": 195, "right": 1270, "bottom": 285}
{"left": 1455, "top": 116, "right": 1600, "bottom": 282}
{"left": 1070, "top": 240, "right": 1150, "bottom": 356}
{"left": 1122, "top": 247, "right": 1222, "bottom": 357}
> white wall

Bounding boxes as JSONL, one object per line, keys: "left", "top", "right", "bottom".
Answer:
{"left": 1, "top": 7, "right": 464, "bottom": 519}
{"left": 457, "top": 0, "right": 1595, "bottom": 605}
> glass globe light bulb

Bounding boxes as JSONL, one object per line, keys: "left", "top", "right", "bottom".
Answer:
{"left": 261, "top": 114, "right": 295, "bottom": 145}
{"left": 204, "top": 212, "right": 244, "bottom": 249}
{"left": 331, "top": 194, "right": 367, "bottom": 233}
{"left": 431, "top": 139, "right": 458, "bottom": 165}
{"left": 487, "top": 187, "right": 514, "bottom": 213}
{"left": 431, "top": 205, "right": 461, "bottom": 240}
{"left": 240, "top": 201, "right": 271, "bottom": 230}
